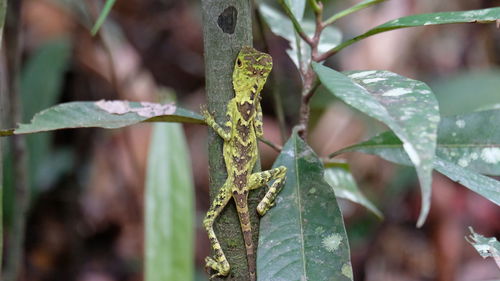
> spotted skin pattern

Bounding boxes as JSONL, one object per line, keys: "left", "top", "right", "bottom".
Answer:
{"left": 202, "top": 47, "right": 287, "bottom": 281}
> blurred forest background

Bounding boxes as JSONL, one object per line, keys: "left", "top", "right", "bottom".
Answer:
{"left": 1, "top": 0, "right": 500, "bottom": 280}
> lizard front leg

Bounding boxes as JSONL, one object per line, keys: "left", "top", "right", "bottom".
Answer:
{"left": 203, "top": 181, "right": 232, "bottom": 278}
{"left": 248, "top": 166, "right": 287, "bottom": 215}
{"left": 201, "top": 106, "right": 232, "bottom": 141}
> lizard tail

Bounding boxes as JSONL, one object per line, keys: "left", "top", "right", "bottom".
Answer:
{"left": 234, "top": 193, "right": 257, "bottom": 281}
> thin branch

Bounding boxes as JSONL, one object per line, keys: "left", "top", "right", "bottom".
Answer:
{"left": 297, "top": 79, "right": 319, "bottom": 138}
{"left": 258, "top": 137, "right": 282, "bottom": 153}
{"left": 296, "top": 0, "right": 323, "bottom": 139}
{"left": 309, "top": 1, "right": 324, "bottom": 61}
{"left": 308, "top": 0, "right": 322, "bottom": 14}
{"left": 314, "top": 34, "right": 364, "bottom": 62}
{"left": 277, "top": 0, "right": 313, "bottom": 45}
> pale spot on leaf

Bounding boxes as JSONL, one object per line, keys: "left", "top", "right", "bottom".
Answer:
{"left": 349, "top": 70, "right": 376, "bottom": 79}
{"left": 362, "top": 77, "right": 386, "bottom": 84}
{"left": 95, "top": 100, "right": 176, "bottom": 118}
{"left": 480, "top": 147, "right": 500, "bottom": 164}
{"left": 341, "top": 263, "right": 353, "bottom": 279}
{"left": 382, "top": 88, "right": 412, "bottom": 97}
{"left": 322, "top": 233, "right": 342, "bottom": 252}
{"left": 458, "top": 158, "right": 469, "bottom": 167}
{"left": 455, "top": 119, "right": 466, "bottom": 128}
{"left": 95, "top": 100, "right": 130, "bottom": 114}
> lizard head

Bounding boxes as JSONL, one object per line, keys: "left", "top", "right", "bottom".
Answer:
{"left": 232, "top": 46, "right": 273, "bottom": 98}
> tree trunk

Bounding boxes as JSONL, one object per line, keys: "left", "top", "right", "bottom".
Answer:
{"left": 201, "top": 0, "right": 261, "bottom": 280}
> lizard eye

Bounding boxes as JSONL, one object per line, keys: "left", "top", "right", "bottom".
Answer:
{"left": 237, "top": 59, "right": 242, "bottom": 67}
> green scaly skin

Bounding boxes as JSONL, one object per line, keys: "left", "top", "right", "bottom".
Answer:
{"left": 202, "top": 46, "right": 287, "bottom": 281}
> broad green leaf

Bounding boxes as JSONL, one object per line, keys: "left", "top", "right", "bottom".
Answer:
{"left": 329, "top": 7, "right": 500, "bottom": 55}
{"left": 333, "top": 110, "right": 500, "bottom": 176}
{"left": 258, "top": 133, "right": 353, "bottom": 281}
{"left": 145, "top": 123, "right": 194, "bottom": 281}
{"left": 259, "top": 4, "right": 341, "bottom": 71}
{"left": 324, "top": 162, "right": 382, "bottom": 218}
{"left": 431, "top": 69, "right": 500, "bottom": 116}
{"left": 331, "top": 136, "right": 500, "bottom": 207}
{"left": 433, "top": 158, "right": 500, "bottom": 207}
{"left": 435, "top": 110, "right": 500, "bottom": 175}
{"left": 313, "top": 64, "right": 439, "bottom": 226}
{"left": 259, "top": 4, "right": 295, "bottom": 46}
{"left": 0, "top": 100, "right": 204, "bottom": 136}
{"left": 466, "top": 227, "right": 500, "bottom": 269}
{"left": 91, "top": 0, "right": 116, "bottom": 35}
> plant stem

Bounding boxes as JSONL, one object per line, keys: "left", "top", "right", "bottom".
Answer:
{"left": 297, "top": 78, "right": 319, "bottom": 138}
{"left": 0, "top": 0, "right": 7, "bottom": 274}
{"left": 315, "top": 29, "right": 379, "bottom": 61}
{"left": 277, "top": 0, "right": 313, "bottom": 45}
{"left": 3, "top": 1, "right": 30, "bottom": 280}
{"left": 284, "top": 0, "right": 323, "bottom": 138}
{"left": 308, "top": 0, "right": 322, "bottom": 14}
{"left": 323, "top": 0, "right": 387, "bottom": 26}
{"left": 201, "top": 0, "right": 259, "bottom": 280}
{"left": 258, "top": 137, "right": 282, "bottom": 153}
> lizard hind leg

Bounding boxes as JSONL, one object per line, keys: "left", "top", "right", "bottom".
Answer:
{"left": 249, "top": 166, "right": 287, "bottom": 216}
{"left": 203, "top": 181, "right": 232, "bottom": 278}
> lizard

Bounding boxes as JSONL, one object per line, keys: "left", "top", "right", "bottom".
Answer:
{"left": 201, "top": 46, "right": 287, "bottom": 281}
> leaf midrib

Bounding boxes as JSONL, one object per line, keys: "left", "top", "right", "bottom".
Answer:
{"left": 293, "top": 136, "right": 308, "bottom": 280}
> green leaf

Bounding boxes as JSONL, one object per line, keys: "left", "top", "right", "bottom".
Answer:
{"left": 259, "top": 4, "right": 341, "bottom": 71}
{"left": 466, "top": 227, "right": 500, "bottom": 269}
{"left": 367, "top": 7, "right": 500, "bottom": 31}
{"left": 91, "top": 0, "right": 116, "bottom": 35}
{"left": 330, "top": 135, "right": 500, "bottom": 208}
{"left": 328, "top": 7, "right": 500, "bottom": 55}
{"left": 313, "top": 64, "right": 439, "bottom": 226}
{"left": 0, "top": 100, "right": 204, "bottom": 136}
{"left": 324, "top": 162, "right": 382, "bottom": 218}
{"left": 333, "top": 110, "right": 500, "bottom": 176}
{"left": 433, "top": 158, "right": 500, "bottom": 207}
{"left": 431, "top": 69, "right": 500, "bottom": 116}
{"left": 435, "top": 110, "right": 500, "bottom": 175}
{"left": 145, "top": 122, "right": 194, "bottom": 281}
{"left": 258, "top": 133, "right": 353, "bottom": 281}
